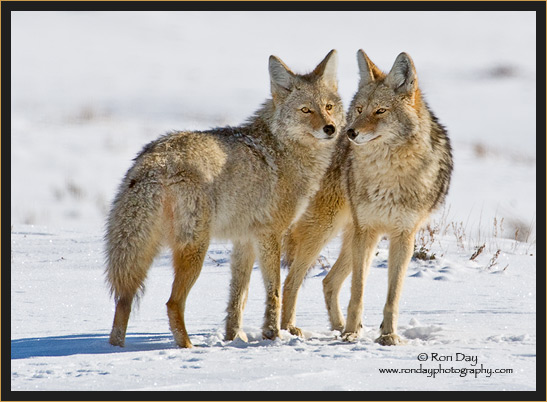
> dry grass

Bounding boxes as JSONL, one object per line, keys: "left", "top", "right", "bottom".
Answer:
{"left": 486, "top": 249, "right": 501, "bottom": 270}
{"left": 470, "top": 244, "right": 486, "bottom": 261}
{"left": 411, "top": 206, "right": 534, "bottom": 269}
{"left": 413, "top": 223, "right": 438, "bottom": 260}
{"left": 316, "top": 255, "right": 331, "bottom": 270}
{"left": 451, "top": 221, "right": 467, "bottom": 251}
{"left": 296, "top": 205, "right": 534, "bottom": 272}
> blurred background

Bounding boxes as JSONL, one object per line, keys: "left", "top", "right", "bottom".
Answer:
{"left": 11, "top": 11, "right": 536, "bottom": 242}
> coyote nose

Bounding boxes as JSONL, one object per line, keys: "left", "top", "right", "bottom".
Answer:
{"left": 323, "top": 125, "right": 336, "bottom": 136}
{"left": 347, "top": 129, "right": 358, "bottom": 140}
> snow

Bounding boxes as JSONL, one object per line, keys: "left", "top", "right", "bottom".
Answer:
{"left": 10, "top": 11, "right": 537, "bottom": 391}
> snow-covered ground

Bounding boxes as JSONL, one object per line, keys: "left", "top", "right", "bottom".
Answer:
{"left": 10, "top": 11, "right": 537, "bottom": 391}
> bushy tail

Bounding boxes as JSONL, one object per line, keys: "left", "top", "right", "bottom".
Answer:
{"left": 104, "top": 177, "right": 164, "bottom": 303}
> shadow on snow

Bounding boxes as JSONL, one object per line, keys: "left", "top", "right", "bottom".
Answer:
{"left": 11, "top": 333, "right": 175, "bottom": 359}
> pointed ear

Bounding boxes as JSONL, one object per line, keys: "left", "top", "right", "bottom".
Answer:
{"left": 385, "top": 52, "right": 418, "bottom": 95}
{"left": 357, "top": 49, "right": 384, "bottom": 87}
{"left": 269, "top": 55, "right": 295, "bottom": 97}
{"left": 313, "top": 49, "right": 338, "bottom": 89}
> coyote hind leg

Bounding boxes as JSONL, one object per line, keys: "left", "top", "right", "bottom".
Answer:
{"left": 322, "top": 226, "right": 354, "bottom": 333}
{"left": 109, "top": 295, "right": 135, "bottom": 347}
{"left": 166, "top": 239, "right": 209, "bottom": 348}
{"left": 107, "top": 220, "right": 162, "bottom": 348}
{"left": 282, "top": 242, "right": 326, "bottom": 337}
{"left": 282, "top": 203, "right": 349, "bottom": 337}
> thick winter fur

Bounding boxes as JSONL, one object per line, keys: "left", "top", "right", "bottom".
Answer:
{"left": 281, "top": 50, "right": 453, "bottom": 345}
{"left": 105, "top": 50, "right": 345, "bottom": 348}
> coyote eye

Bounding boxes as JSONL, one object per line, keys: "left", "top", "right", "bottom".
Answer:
{"left": 356, "top": 106, "right": 363, "bottom": 114}
{"left": 375, "top": 108, "right": 387, "bottom": 114}
{"left": 325, "top": 104, "right": 333, "bottom": 111}
{"left": 301, "top": 107, "right": 311, "bottom": 113}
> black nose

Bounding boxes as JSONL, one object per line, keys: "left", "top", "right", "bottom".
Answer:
{"left": 347, "top": 129, "right": 357, "bottom": 139}
{"left": 323, "top": 125, "right": 335, "bottom": 136}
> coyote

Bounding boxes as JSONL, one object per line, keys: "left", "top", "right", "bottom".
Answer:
{"left": 281, "top": 50, "right": 453, "bottom": 345}
{"left": 105, "top": 50, "right": 345, "bottom": 348}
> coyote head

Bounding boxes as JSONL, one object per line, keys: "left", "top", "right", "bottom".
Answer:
{"left": 268, "top": 50, "right": 345, "bottom": 144}
{"left": 346, "top": 50, "right": 425, "bottom": 146}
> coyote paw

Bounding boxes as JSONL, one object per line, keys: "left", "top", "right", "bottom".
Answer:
{"left": 286, "top": 325, "right": 303, "bottom": 337}
{"left": 224, "top": 329, "right": 249, "bottom": 342}
{"left": 172, "top": 333, "right": 194, "bottom": 348}
{"left": 226, "top": 329, "right": 248, "bottom": 343}
{"left": 175, "top": 339, "right": 194, "bottom": 348}
{"left": 262, "top": 327, "right": 280, "bottom": 340}
{"left": 375, "top": 333, "right": 404, "bottom": 346}
{"left": 341, "top": 331, "right": 360, "bottom": 343}
{"left": 109, "top": 328, "right": 125, "bottom": 347}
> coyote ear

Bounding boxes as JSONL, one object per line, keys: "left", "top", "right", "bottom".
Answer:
{"left": 269, "top": 55, "right": 295, "bottom": 97}
{"left": 357, "top": 49, "right": 384, "bottom": 87}
{"left": 385, "top": 52, "right": 418, "bottom": 95}
{"left": 313, "top": 49, "right": 338, "bottom": 90}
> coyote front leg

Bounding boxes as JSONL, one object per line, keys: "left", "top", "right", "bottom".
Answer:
{"left": 256, "top": 234, "right": 282, "bottom": 340}
{"left": 225, "top": 241, "right": 255, "bottom": 342}
{"left": 343, "top": 227, "right": 379, "bottom": 342}
{"left": 376, "top": 230, "right": 415, "bottom": 346}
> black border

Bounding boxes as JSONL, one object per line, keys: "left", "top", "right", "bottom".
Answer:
{"left": 2, "top": 1, "right": 545, "bottom": 401}
{"left": 1, "top": 1, "right": 545, "bottom": 11}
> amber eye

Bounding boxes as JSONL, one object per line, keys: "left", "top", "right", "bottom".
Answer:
{"left": 325, "top": 104, "right": 333, "bottom": 111}
{"left": 376, "top": 108, "right": 387, "bottom": 115}
{"left": 301, "top": 107, "right": 311, "bottom": 113}
{"left": 356, "top": 106, "right": 363, "bottom": 114}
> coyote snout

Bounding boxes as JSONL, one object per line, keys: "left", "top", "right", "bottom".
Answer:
{"left": 306, "top": 109, "right": 338, "bottom": 140}
{"left": 312, "top": 124, "right": 337, "bottom": 140}
{"left": 346, "top": 127, "right": 380, "bottom": 144}
{"left": 323, "top": 124, "right": 336, "bottom": 136}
